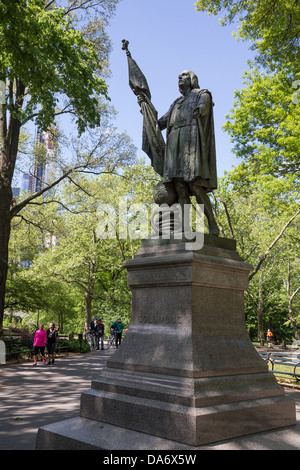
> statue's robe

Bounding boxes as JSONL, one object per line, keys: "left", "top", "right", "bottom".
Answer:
{"left": 157, "top": 88, "right": 217, "bottom": 192}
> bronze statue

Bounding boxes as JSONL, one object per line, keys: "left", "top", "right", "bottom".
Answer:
{"left": 122, "top": 40, "right": 219, "bottom": 236}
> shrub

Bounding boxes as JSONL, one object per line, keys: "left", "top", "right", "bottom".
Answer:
{"left": 58, "top": 338, "right": 90, "bottom": 353}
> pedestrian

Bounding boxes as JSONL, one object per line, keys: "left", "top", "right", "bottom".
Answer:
{"left": 93, "top": 318, "right": 101, "bottom": 350}
{"left": 267, "top": 329, "right": 273, "bottom": 347}
{"left": 46, "top": 322, "right": 59, "bottom": 365}
{"left": 110, "top": 318, "right": 125, "bottom": 348}
{"left": 89, "top": 317, "right": 98, "bottom": 350}
{"left": 97, "top": 318, "right": 105, "bottom": 350}
{"left": 33, "top": 324, "right": 47, "bottom": 366}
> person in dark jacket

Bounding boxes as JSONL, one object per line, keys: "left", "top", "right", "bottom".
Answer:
{"left": 97, "top": 318, "right": 105, "bottom": 350}
{"left": 46, "top": 322, "right": 59, "bottom": 365}
{"left": 90, "top": 317, "right": 105, "bottom": 350}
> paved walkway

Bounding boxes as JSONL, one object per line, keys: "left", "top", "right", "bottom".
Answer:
{"left": 1, "top": 349, "right": 300, "bottom": 450}
{"left": 0, "top": 350, "right": 114, "bottom": 450}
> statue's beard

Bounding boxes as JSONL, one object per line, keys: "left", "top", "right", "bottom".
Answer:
{"left": 179, "top": 83, "right": 190, "bottom": 96}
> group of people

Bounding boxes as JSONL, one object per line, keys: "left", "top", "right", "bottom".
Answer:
{"left": 33, "top": 322, "right": 59, "bottom": 366}
{"left": 89, "top": 317, "right": 105, "bottom": 350}
{"left": 33, "top": 317, "right": 126, "bottom": 364}
{"left": 89, "top": 317, "right": 125, "bottom": 350}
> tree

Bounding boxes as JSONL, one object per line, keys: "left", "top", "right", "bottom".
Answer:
{"left": 213, "top": 171, "right": 300, "bottom": 341}
{"left": 247, "top": 256, "right": 282, "bottom": 344}
{"left": 13, "top": 162, "right": 157, "bottom": 334}
{"left": 283, "top": 257, "right": 300, "bottom": 341}
{"left": 0, "top": 0, "right": 120, "bottom": 331}
{"left": 195, "top": 0, "right": 300, "bottom": 71}
{"left": 223, "top": 68, "right": 300, "bottom": 177}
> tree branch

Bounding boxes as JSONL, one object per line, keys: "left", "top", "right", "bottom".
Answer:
{"left": 249, "top": 207, "right": 300, "bottom": 281}
{"left": 222, "top": 200, "right": 235, "bottom": 239}
{"left": 291, "top": 286, "right": 300, "bottom": 303}
{"left": 10, "top": 169, "right": 73, "bottom": 219}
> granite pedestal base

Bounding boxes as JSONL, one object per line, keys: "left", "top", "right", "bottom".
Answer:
{"left": 36, "top": 235, "right": 296, "bottom": 449}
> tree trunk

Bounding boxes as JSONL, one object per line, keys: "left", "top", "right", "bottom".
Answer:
{"left": 84, "top": 291, "right": 92, "bottom": 334}
{"left": 0, "top": 183, "right": 12, "bottom": 334}
{"left": 286, "top": 261, "right": 300, "bottom": 341}
{"left": 0, "top": 79, "right": 24, "bottom": 333}
{"left": 58, "top": 311, "right": 64, "bottom": 334}
{"left": 84, "top": 258, "right": 98, "bottom": 334}
{"left": 257, "top": 277, "right": 265, "bottom": 346}
{"left": 0, "top": 133, "right": 20, "bottom": 332}
{"left": 257, "top": 303, "right": 265, "bottom": 346}
{"left": 0, "top": 149, "right": 19, "bottom": 333}
{"left": 288, "top": 300, "right": 300, "bottom": 341}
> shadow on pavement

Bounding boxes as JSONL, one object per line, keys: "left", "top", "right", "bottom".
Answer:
{"left": 0, "top": 350, "right": 114, "bottom": 450}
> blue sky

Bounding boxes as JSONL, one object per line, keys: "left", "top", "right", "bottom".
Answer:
{"left": 106, "top": 0, "right": 254, "bottom": 177}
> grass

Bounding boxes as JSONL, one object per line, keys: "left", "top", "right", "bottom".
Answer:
{"left": 267, "top": 362, "right": 300, "bottom": 387}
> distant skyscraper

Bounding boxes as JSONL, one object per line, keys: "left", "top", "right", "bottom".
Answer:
{"left": 22, "top": 174, "right": 30, "bottom": 192}
{"left": 23, "top": 129, "right": 57, "bottom": 194}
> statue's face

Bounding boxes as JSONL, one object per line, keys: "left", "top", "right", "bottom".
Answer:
{"left": 178, "top": 71, "right": 191, "bottom": 92}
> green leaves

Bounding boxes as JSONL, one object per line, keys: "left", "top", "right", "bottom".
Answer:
{"left": 223, "top": 68, "right": 300, "bottom": 177}
{"left": 195, "top": 0, "right": 300, "bottom": 71}
{"left": 195, "top": 1, "right": 300, "bottom": 177}
{"left": 0, "top": 0, "right": 120, "bottom": 330}
{"left": 7, "top": 161, "right": 157, "bottom": 332}
{"left": 0, "top": 0, "right": 108, "bottom": 133}
{"left": 213, "top": 170, "right": 300, "bottom": 341}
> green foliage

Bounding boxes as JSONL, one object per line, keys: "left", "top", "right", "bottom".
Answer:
{"left": 6, "top": 161, "right": 158, "bottom": 334}
{"left": 224, "top": 68, "right": 300, "bottom": 177}
{"left": 195, "top": 0, "right": 300, "bottom": 71}
{"left": 59, "top": 338, "right": 90, "bottom": 353}
{"left": 0, "top": 0, "right": 108, "bottom": 134}
{"left": 0, "top": 0, "right": 120, "bottom": 330}
{"left": 214, "top": 170, "right": 300, "bottom": 341}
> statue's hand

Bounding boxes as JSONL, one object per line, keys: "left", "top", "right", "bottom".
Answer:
{"left": 192, "top": 106, "right": 201, "bottom": 118}
{"left": 137, "top": 94, "right": 146, "bottom": 107}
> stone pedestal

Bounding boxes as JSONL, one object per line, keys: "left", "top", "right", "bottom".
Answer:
{"left": 36, "top": 235, "right": 296, "bottom": 449}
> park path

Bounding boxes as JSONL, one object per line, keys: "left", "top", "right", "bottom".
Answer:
{"left": 1, "top": 348, "right": 300, "bottom": 450}
{"left": 0, "top": 349, "right": 114, "bottom": 450}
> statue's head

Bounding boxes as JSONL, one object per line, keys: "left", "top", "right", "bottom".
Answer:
{"left": 178, "top": 70, "right": 199, "bottom": 93}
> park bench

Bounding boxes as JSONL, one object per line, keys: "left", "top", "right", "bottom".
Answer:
{"left": 5, "top": 346, "right": 69, "bottom": 362}
{"left": 6, "top": 348, "right": 34, "bottom": 362}
{"left": 4, "top": 341, "right": 69, "bottom": 363}
{"left": 258, "top": 350, "right": 300, "bottom": 383}
{"left": 56, "top": 344, "right": 69, "bottom": 356}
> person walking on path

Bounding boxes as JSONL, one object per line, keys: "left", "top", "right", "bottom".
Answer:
{"left": 97, "top": 318, "right": 105, "bottom": 350}
{"left": 33, "top": 324, "right": 47, "bottom": 366}
{"left": 267, "top": 329, "right": 273, "bottom": 348}
{"left": 46, "top": 323, "right": 59, "bottom": 365}
{"left": 110, "top": 318, "right": 125, "bottom": 349}
{"left": 89, "top": 317, "right": 98, "bottom": 350}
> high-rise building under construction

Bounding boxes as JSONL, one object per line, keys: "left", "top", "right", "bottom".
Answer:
{"left": 22, "top": 130, "right": 57, "bottom": 194}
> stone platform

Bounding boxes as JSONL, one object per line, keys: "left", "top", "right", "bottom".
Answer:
{"left": 36, "top": 235, "right": 296, "bottom": 449}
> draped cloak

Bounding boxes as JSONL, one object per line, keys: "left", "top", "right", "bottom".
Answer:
{"left": 157, "top": 88, "right": 217, "bottom": 192}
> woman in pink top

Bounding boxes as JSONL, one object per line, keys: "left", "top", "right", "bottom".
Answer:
{"left": 33, "top": 324, "right": 47, "bottom": 365}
